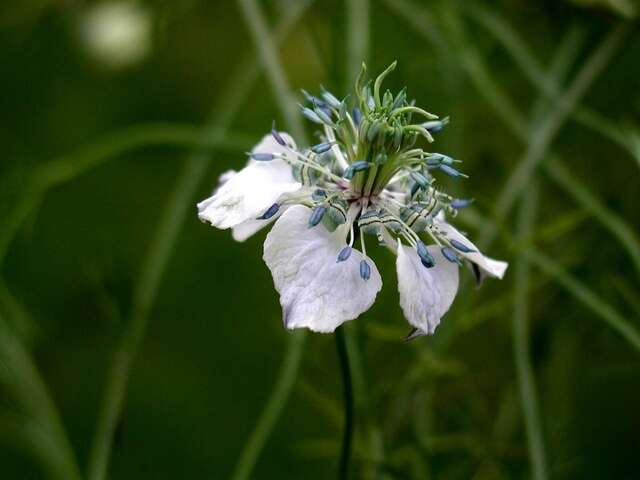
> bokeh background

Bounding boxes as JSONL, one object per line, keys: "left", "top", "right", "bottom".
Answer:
{"left": 1, "top": 0, "right": 640, "bottom": 479}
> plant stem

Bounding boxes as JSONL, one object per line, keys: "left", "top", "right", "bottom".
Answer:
{"left": 513, "top": 183, "right": 549, "bottom": 480}
{"left": 237, "top": 0, "right": 305, "bottom": 142}
{"left": 0, "top": 124, "right": 251, "bottom": 266}
{"left": 346, "top": 0, "right": 369, "bottom": 90}
{"left": 335, "top": 325, "right": 354, "bottom": 480}
{"left": 230, "top": 331, "right": 306, "bottom": 480}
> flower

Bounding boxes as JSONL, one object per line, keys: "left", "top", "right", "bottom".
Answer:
{"left": 198, "top": 62, "right": 507, "bottom": 336}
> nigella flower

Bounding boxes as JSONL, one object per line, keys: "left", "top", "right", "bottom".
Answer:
{"left": 198, "top": 62, "right": 507, "bottom": 336}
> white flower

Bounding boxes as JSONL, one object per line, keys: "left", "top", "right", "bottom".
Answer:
{"left": 198, "top": 63, "right": 508, "bottom": 336}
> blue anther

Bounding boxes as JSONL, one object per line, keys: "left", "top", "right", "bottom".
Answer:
{"left": 308, "top": 205, "right": 327, "bottom": 227}
{"left": 421, "top": 256, "right": 435, "bottom": 268}
{"left": 300, "top": 106, "right": 323, "bottom": 124}
{"left": 416, "top": 241, "right": 435, "bottom": 267}
{"left": 271, "top": 122, "right": 286, "bottom": 146}
{"left": 337, "top": 246, "right": 352, "bottom": 263}
{"left": 344, "top": 160, "right": 370, "bottom": 179}
{"left": 251, "top": 152, "right": 276, "bottom": 161}
{"left": 313, "top": 102, "right": 334, "bottom": 125}
{"left": 321, "top": 88, "right": 341, "bottom": 109}
{"left": 441, "top": 247, "right": 461, "bottom": 264}
{"left": 451, "top": 198, "right": 474, "bottom": 209}
{"left": 301, "top": 90, "right": 326, "bottom": 108}
{"left": 352, "top": 107, "right": 362, "bottom": 126}
{"left": 311, "top": 142, "right": 333, "bottom": 154}
{"left": 360, "top": 260, "right": 371, "bottom": 281}
{"left": 410, "top": 171, "right": 429, "bottom": 187}
{"left": 258, "top": 203, "right": 279, "bottom": 220}
{"left": 312, "top": 189, "right": 327, "bottom": 201}
{"left": 439, "top": 164, "right": 467, "bottom": 178}
{"left": 450, "top": 239, "right": 475, "bottom": 253}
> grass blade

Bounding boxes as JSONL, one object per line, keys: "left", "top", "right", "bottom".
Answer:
{"left": 513, "top": 184, "right": 549, "bottom": 480}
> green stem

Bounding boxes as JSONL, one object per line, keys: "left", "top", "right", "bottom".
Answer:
{"left": 0, "top": 124, "right": 251, "bottom": 266}
{"left": 230, "top": 331, "right": 306, "bottom": 480}
{"left": 335, "top": 325, "right": 354, "bottom": 480}
{"left": 236, "top": 0, "right": 305, "bottom": 142}
{"left": 346, "top": 0, "right": 370, "bottom": 91}
{"left": 476, "top": 22, "right": 628, "bottom": 248}
{"left": 513, "top": 184, "right": 548, "bottom": 480}
{"left": 0, "top": 315, "right": 82, "bottom": 480}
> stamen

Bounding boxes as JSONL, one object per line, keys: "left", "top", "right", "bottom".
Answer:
{"left": 450, "top": 239, "right": 475, "bottom": 253}
{"left": 250, "top": 152, "right": 277, "bottom": 161}
{"left": 451, "top": 198, "right": 474, "bottom": 209}
{"left": 308, "top": 205, "right": 327, "bottom": 228}
{"left": 439, "top": 164, "right": 468, "bottom": 178}
{"left": 271, "top": 122, "right": 287, "bottom": 146}
{"left": 311, "top": 142, "right": 334, "bottom": 154}
{"left": 257, "top": 203, "right": 279, "bottom": 220}
{"left": 336, "top": 246, "right": 352, "bottom": 263}
{"left": 441, "top": 246, "right": 461, "bottom": 264}
{"left": 359, "top": 260, "right": 371, "bottom": 281}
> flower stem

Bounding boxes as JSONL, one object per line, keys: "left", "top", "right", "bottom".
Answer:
{"left": 335, "top": 325, "right": 354, "bottom": 480}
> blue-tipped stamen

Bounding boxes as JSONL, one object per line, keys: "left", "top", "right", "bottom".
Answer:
{"left": 337, "top": 246, "right": 352, "bottom": 263}
{"left": 308, "top": 205, "right": 327, "bottom": 227}
{"left": 311, "top": 142, "right": 334, "bottom": 154}
{"left": 258, "top": 203, "right": 279, "bottom": 220}
{"left": 321, "top": 88, "right": 341, "bottom": 109}
{"left": 359, "top": 259, "right": 371, "bottom": 280}
{"left": 422, "top": 116, "right": 450, "bottom": 133}
{"left": 300, "top": 105, "right": 323, "bottom": 124}
{"left": 451, "top": 198, "right": 474, "bottom": 209}
{"left": 416, "top": 241, "right": 435, "bottom": 268}
{"left": 450, "top": 239, "right": 475, "bottom": 253}
{"left": 271, "top": 122, "right": 286, "bottom": 146}
{"left": 313, "top": 100, "right": 334, "bottom": 125}
{"left": 312, "top": 189, "right": 327, "bottom": 201}
{"left": 352, "top": 107, "right": 362, "bottom": 126}
{"left": 439, "top": 164, "right": 468, "bottom": 178}
{"left": 441, "top": 246, "right": 461, "bottom": 264}
{"left": 410, "top": 171, "right": 429, "bottom": 188}
{"left": 251, "top": 152, "right": 276, "bottom": 161}
{"left": 344, "top": 160, "right": 370, "bottom": 179}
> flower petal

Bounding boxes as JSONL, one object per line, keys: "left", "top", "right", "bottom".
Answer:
{"left": 197, "top": 133, "right": 300, "bottom": 230}
{"left": 434, "top": 221, "right": 508, "bottom": 279}
{"left": 396, "top": 242, "right": 459, "bottom": 334}
{"left": 263, "top": 205, "right": 382, "bottom": 333}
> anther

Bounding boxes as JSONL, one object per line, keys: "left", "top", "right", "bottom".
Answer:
{"left": 308, "top": 205, "right": 327, "bottom": 227}
{"left": 450, "top": 198, "right": 474, "bottom": 209}
{"left": 271, "top": 122, "right": 286, "bottom": 146}
{"left": 311, "top": 142, "right": 334, "bottom": 154}
{"left": 359, "top": 260, "right": 371, "bottom": 281}
{"left": 336, "top": 246, "right": 352, "bottom": 263}
{"left": 439, "top": 164, "right": 468, "bottom": 178}
{"left": 257, "top": 203, "right": 279, "bottom": 220}
{"left": 450, "top": 239, "right": 475, "bottom": 253}
{"left": 441, "top": 247, "right": 461, "bottom": 264}
{"left": 251, "top": 152, "right": 277, "bottom": 161}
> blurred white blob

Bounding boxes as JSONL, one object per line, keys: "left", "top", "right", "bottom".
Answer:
{"left": 79, "top": 1, "right": 152, "bottom": 69}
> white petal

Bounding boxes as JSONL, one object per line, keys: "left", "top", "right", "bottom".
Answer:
{"left": 197, "top": 133, "right": 301, "bottom": 230}
{"left": 434, "top": 221, "right": 508, "bottom": 279}
{"left": 396, "top": 242, "right": 459, "bottom": 334}
{"left": 263, "top": 205, "right": 382, "bottom": 333}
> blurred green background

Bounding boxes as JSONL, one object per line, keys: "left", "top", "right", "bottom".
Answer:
{"left": 1, "top": 0, "right": 639, "bottom": 479}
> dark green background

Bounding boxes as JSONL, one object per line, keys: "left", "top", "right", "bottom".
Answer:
{"left": 1, "top": 0, "right": 639, "bottom": 478}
